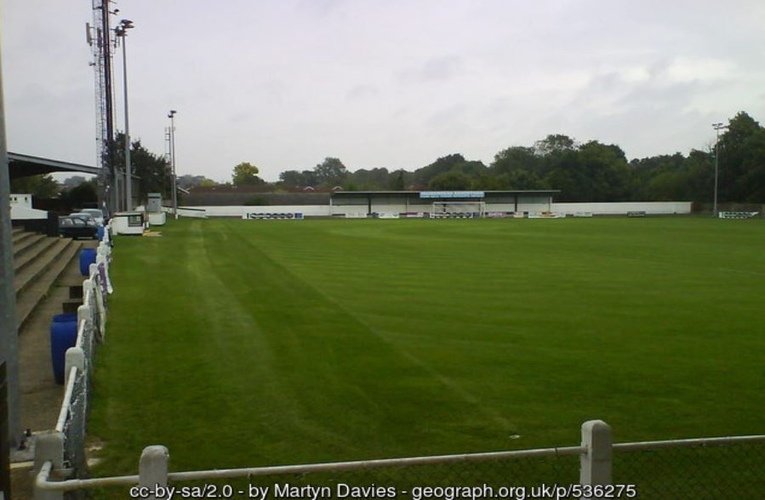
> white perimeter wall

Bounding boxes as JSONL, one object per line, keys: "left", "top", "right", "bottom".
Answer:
{"left": 187, "top": 201, "right": 691, "bottom": 218}
{"left": 551, "top": 201, "right": 692, "bottom": 215}
{"left": 11, "top": 204, "right": 47, "bottom": 220}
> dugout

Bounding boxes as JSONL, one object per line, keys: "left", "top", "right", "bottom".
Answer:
{"left": 329, "top": 190, "right": 559, "bottom": 217}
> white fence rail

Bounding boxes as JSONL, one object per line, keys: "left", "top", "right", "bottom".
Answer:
{"left": 33, "top": 418, "right": 765, "bottom": 499}
{"left": 33, "top": 232, "right": 113, "bottom": 499}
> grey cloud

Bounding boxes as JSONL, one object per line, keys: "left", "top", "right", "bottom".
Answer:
{"left": 399, "top": 55, "right": 463, "bottom": 84}
{"left": 345, "top": 84, "right": 379, "bottom": 102}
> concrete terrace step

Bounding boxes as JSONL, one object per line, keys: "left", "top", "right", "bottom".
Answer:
{"left": 14, "top": 237, "right": 76, "bottom": 295}
{"left": 14, "top": 238, "right": 84, "bottom": 332}
{"left": 13, "top": 235, "right": 62, "bottom": 275}
{"left": 11, "top": 229, "right": 40, "bottom": 253}
{"left": 11, "top": 226, "right": 26, "bottom": 239}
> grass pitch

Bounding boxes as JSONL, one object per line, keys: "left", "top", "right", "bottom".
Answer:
{"left": 89, "top": 217, "right": 765, "bottom": 474}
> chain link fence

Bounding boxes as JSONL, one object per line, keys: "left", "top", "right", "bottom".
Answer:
{"left": 59, "top": 363, "right": 89, "bottom": 482}
{"left": 35, "top": 240, "right": 111, "bottom": 500}
{"left": 614, "top": 438, "right": 765, "bottom": 499}
{"left": 36, "top": 431, "right": 765, "bottom": 499}
{"left": 56, "top": 274, "right": 102, "bottom": 481}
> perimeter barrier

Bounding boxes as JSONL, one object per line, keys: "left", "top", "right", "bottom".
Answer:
{"left": 34, "top": 230, "right": 113, "bottom": 498}
{"left": 33, "top": 419, "right": 765, "bottom": 499}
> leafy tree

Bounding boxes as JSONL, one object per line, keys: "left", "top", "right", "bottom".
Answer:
{"left": 278, "top": 170, "right": 303, "bottom": 187}
{"left": 471, "top": 173, "right": 509, "bottom": 190}
{"left": 346, "top": 167, "right": 391, "bottom": 190}
{"left": 683, "top": 149, "right": 714, "bottom": 202}
{"left": 112, "top": 132, "right": 171, "bottom": 202}
{"left": 543, "top": 151, "right": 584, "bottom": 200}
{"left": 314, "top": 157, "right": 348, "bottom": 187}
{"left": 232, "top": 162, "right": 263, "bottom": 186}
{"left": 388, "top": 169, "right": 407, "bottom": 190}
{"left": 490, "top": 147, "right": 544, "bottom": 189}
{"left": 178, "top": 174, "right": 218, "bottom": 189}
{"left": 62, "top": 178, "right": 98, "bottom": 208}
{"left": 279, "top": 169, "right": 318, "bottom": 188}
{"left": 491, "top": 146, "right": 539, "bottom": 176}
{"left": 413, "top": 154, "right": 467, "bottom": 187}
{"left": 428, "top": 170, "right": 472, "bottom": 190}
{"left": 133, "top": 142, "right": 172, "bottom": 200}
{"left": 577, "top": 141, "right": 631, "bottom": 201}
{"left": 630, "top": 153, "right": 686, "bottom": 200}
{"left": 506, "top": 169, "right": 545, "bottom": 190}
{"left": 716, "top": 112, "right": 765, "bottom": 202}
{"left": 534, "top": 134, "right": 577, "bottom": 157}
{"left": 10, "top": 174, "right": 59, "bottom": 199}
{"left": 453, "top": 160, "right": 488, "bottom": 178}
{"left": 61, "top": 175, "right": 89, "bottom": 190}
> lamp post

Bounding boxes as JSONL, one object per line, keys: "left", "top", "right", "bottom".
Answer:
{"left": 116, "top": 19, "right": 134, "bottom": 211}
{"left": 168, "top": 110, "right": 178, "bottom": 218}
{"left": 712, "top": 122, "right": 728, "bottom": 217}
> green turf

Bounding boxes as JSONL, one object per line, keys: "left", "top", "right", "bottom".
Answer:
{"left": 89, "top": 217, "right": 765, "bottom": 475}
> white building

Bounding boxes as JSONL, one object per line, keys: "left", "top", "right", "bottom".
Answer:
{"left": 10, "top": 193, "right": 47, "bottom": 220}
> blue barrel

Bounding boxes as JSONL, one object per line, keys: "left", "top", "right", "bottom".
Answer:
{"left": 79, "top": 248, "right": 97, "bottom": 276}
{"left": 97, "top": 225, "right": 105, "bottom": 241}
{"left": 50, "top": 313, "right": 78, "bottom": 384}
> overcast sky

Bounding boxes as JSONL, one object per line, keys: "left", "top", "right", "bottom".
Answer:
{"left": 3, "top": 0, "right": 765, "bottom": 182}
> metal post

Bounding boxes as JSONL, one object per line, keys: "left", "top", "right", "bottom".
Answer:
{"left": 100, "top": 0, "right": 117, "bottom": 215}
{"left": 168, "top": 111, "right": 178, "bottom": 219}
{"left": 118, "top": 21, "right": 134, "bottom": 211}
{"left": 123, "top": 39, "right": 131, "bottom": 211}
{"left": 712, "top": 122, "right": 727, "bottom": 217}
{"left": 0, "top": 15, "right": 22, "bottom": 450}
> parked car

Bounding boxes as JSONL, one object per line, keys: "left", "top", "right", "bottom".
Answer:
{"left": 80, "top": 208, "right": 105, "bottom": 226}
{"left": 59, "top": 215, "right": 98, "bottom": 240}
{"left": 69, "top": 211, "right": 97, "bottom": 224}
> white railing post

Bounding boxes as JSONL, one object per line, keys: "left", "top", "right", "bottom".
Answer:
{"left": 82, "top": 278, "right": 94, "bottom": 305}
{"left": 580, "top": 419, "right": 612, "bottom": 492}
{"left": 76, "top": 304, "right": 93, "bottom": 350}
{"left": 64, "top": 347, "right": 86, "bottom": 387}
{"left": 33, "top": 431, "right": 64, "bottom": 500}
{"left": 76, "top": 304, "right": 92, "bottom": 330}
{"left": 140, "top": 446, "right": 170, "bottom": 499}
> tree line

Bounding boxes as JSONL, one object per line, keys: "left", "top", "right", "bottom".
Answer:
{"left": 270, "top": 111, "right": 764, "bottom": 204}
{"left": 14, "top": 111, "right": 765, "bottom": 205}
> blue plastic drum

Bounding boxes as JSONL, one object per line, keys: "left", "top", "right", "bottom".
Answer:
{"left": 79, "top": 247, "right": 97, "bottom": 276}
{"left": 50, "top": 313, "right": 78, "bottom": 384}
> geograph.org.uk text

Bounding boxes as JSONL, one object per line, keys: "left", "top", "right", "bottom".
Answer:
{"left": 129, "top": 482, "right": 639, "bottom": 500}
